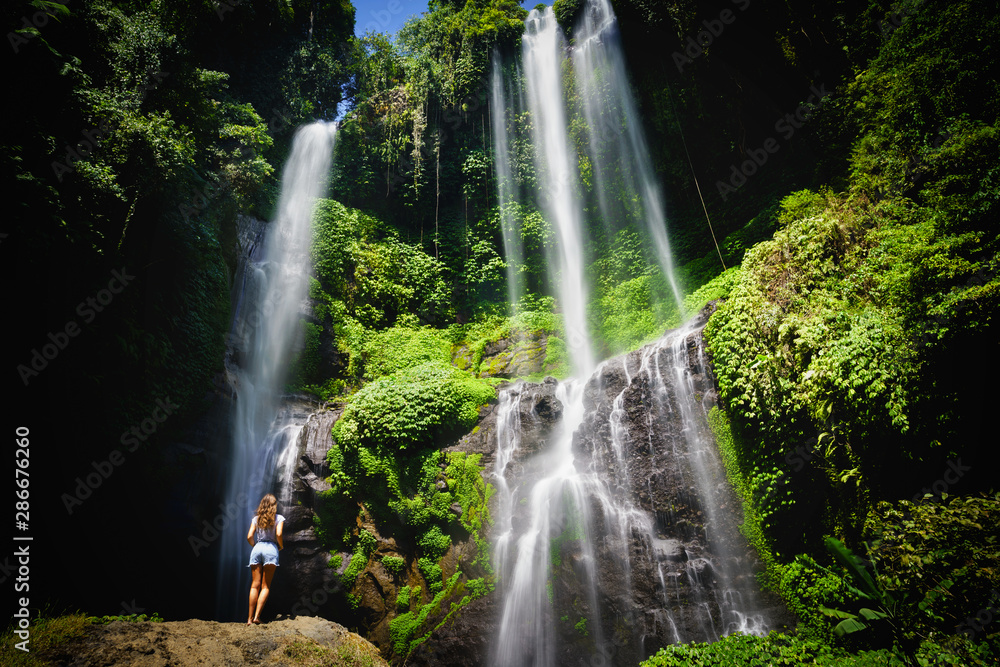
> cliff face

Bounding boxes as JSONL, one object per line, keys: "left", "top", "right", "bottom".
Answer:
{"left": 266, "top": 305, "right": 787, "bottom": 666}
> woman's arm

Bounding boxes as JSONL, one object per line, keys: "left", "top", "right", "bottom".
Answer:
{"left": 247, "top": 516, "right": 256, "bottom": 546}
{"left": 276, "top": 519, "right": 284, "bottom": 551}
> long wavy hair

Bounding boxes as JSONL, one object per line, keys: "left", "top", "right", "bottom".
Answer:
{"left": 255, "top": 494, "right": 277, "bottom": 531}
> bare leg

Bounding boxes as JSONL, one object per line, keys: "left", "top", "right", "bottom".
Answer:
{"left": 252, "top": 564, "right": 276, "bottom": 623}
{"left": 247, "top": 565, "right": 262, "bottom": 626}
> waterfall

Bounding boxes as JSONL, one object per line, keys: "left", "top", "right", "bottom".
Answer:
{"left": 216, "top": 122, "right": 336, "bottom": 620}
{"left": 573, "top": 0, "right": 685, "bottom": 315}
{"left": 490, "top": 50, "right": 524, "bottom": 312}
{"left": 491, "top": 316, "right": 769, "bottom": 665}
{"left": 522, "top": 6, "right": 595, "bottom": 375}
{"left": 492, "top": 378, "right": 605, "bottom": 667}
{"left": 490, "top": 2, "right": 766, "bottom": 662}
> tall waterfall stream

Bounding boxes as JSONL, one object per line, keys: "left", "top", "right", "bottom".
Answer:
{"left": 216, "top": 122, "right": 336, "bottom": 620}
{"left": 489, "top": 1, "right": 770, "bottom": 664}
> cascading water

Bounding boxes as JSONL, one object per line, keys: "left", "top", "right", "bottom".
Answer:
{"left": 491, "top": 14, "right": 604, "bottom": 661}
{"left": 216, "top": 122, "right": 336, "bottom": 620}
{"left": 573, "top": 0, "right": 685, "bottom": 314}
{"left": 490, "top": 50, "right": 524, "bottom": 312}
{"left": 522, "top": 6, "right": 594, "bottom": 374}
{"left": 492, "top": 378, "right": 605, "bottom": 667}
{"left": 491, "top": 314, "right": 770, "bottom": 666}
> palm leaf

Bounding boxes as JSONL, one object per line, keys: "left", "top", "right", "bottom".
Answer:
{"left": 819, "top": 605, "right": 857, "bottom": 619}
{"left": 824, "top": 536, "right": 887, "bottom": 604}
{"left": 834, "top": 617, "right": 869, "bottom": 636}
{"left": 858, "top": 607, "right": 888, "bottom": 621}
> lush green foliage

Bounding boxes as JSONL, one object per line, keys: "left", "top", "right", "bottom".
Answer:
{"left": 91, "top": 612, "right": 164, "bottom": 624}
{"left": 699, "top": 4, "right": 999, "bottom": 661}
{"left": 388, "top": 572, "right": 462, "bottom": 657}
{"left": 6, "top": 0, "right": 357, "bottom": 452}
{"left": 706, "top": 178, "right": 998, "bottom": 554}
{"left": 641, "top": 632, "right": 901, "bottom": 667}
{"left": 340, "top": 529, "right": 378, "bottom": 591}
{"left": 396, "top": 585, "right": 412, "bottom": 611}
{"left": 381, "top": 555, "right": 406, "bottom": 576}
{"left": 364, "top": 327, "right": 453, "bottom": 379}
{"left": 331, "top": 361, "right": 494, "bottom": 452}
{"left": 868, "top": 495, "right": 1000, "bottom": 645}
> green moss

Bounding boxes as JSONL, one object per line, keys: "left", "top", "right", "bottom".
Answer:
{"left": 283, "top": 637, "right": 383, "bottom": 667}
{"left": 341, "top": 529, "right": 377, "bottom": 590}
{"left": 465, "top": 577, "right": 493, "bottom": 599}
{"left": 364, "top": 325, "right": 452, "bottom": 379}
{"left": 388, "top": 572, "right": 463, "bottom": 658}
{"left": 541, "top": 335, "right": 568, "bottom": 377}
{"left": 396, "top": 585, "right": 411, "bottom": 611}
{"left": 418, "top": 557, "right": 444, "bottom": 595}
{"left": 381, "top": 555, "right": 405, "bottom": 575}
{"left": 417, "top": 525, "right": 452, "bottom": 561}
{"left": 331, "top": 361, "right": 495, "bottom": 453}
{"left": 444, "top": 452, "right": 495, "bottom": 567}
{"left": 708, "top": 408, "right": 777, "bottom": 583}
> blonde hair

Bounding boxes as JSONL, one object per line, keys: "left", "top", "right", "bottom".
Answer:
{"left": 255, "top": 494, "right": 277, "bottom": 531}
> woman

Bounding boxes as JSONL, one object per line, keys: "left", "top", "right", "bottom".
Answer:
{"left": 246, "top": 493, "right": 284, "bottom": 625}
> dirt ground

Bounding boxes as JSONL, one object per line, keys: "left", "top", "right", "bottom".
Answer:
{"left": 34, "top": 616, "right": 388, "bottom": 667}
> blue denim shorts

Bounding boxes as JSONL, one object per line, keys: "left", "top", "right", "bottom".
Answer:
{"left": 247, "top": 541, "right": 279, "bottom": 567}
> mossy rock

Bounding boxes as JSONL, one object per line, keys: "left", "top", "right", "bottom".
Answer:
{"left": 477, "top": 336, "right": 548, "bottom": 379}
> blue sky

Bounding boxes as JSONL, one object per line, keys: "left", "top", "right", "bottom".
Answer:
{"left": 351, "top": 0, "right": 540, "bottom": 39}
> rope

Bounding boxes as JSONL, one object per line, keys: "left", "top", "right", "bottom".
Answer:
{"left": 665, "top": 80, "right": 727, "bottom": 272}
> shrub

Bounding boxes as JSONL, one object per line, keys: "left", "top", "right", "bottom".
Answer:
{"left": 381, "top": 555, "right": 406, "bottom": 576}
{"left": 331, "top": 361, "right": 496, "bottom": 452}
{"left": 417, "top": 525, "right": 452, "bottom": 561}
{"left": 868, "top": 494, "right": 1000, "bottom": 642}
{"left": 363, "top": 326, "right": 452, "bottom": 379}
{"left": 640, "top": 632, "right": 901, "bottom": 667}
{"left": 418, "top": 557, "right": 444, "bottom": 595}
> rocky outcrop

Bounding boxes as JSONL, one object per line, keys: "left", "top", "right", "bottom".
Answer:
{"left": 453, "top": 330, "right": 553, "bottom": 379}
{"left": 269, "top": 405, "right": 346, "bottom": 622}
{"left": 35, "top": 616, "right": 388, "bottom": 667}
